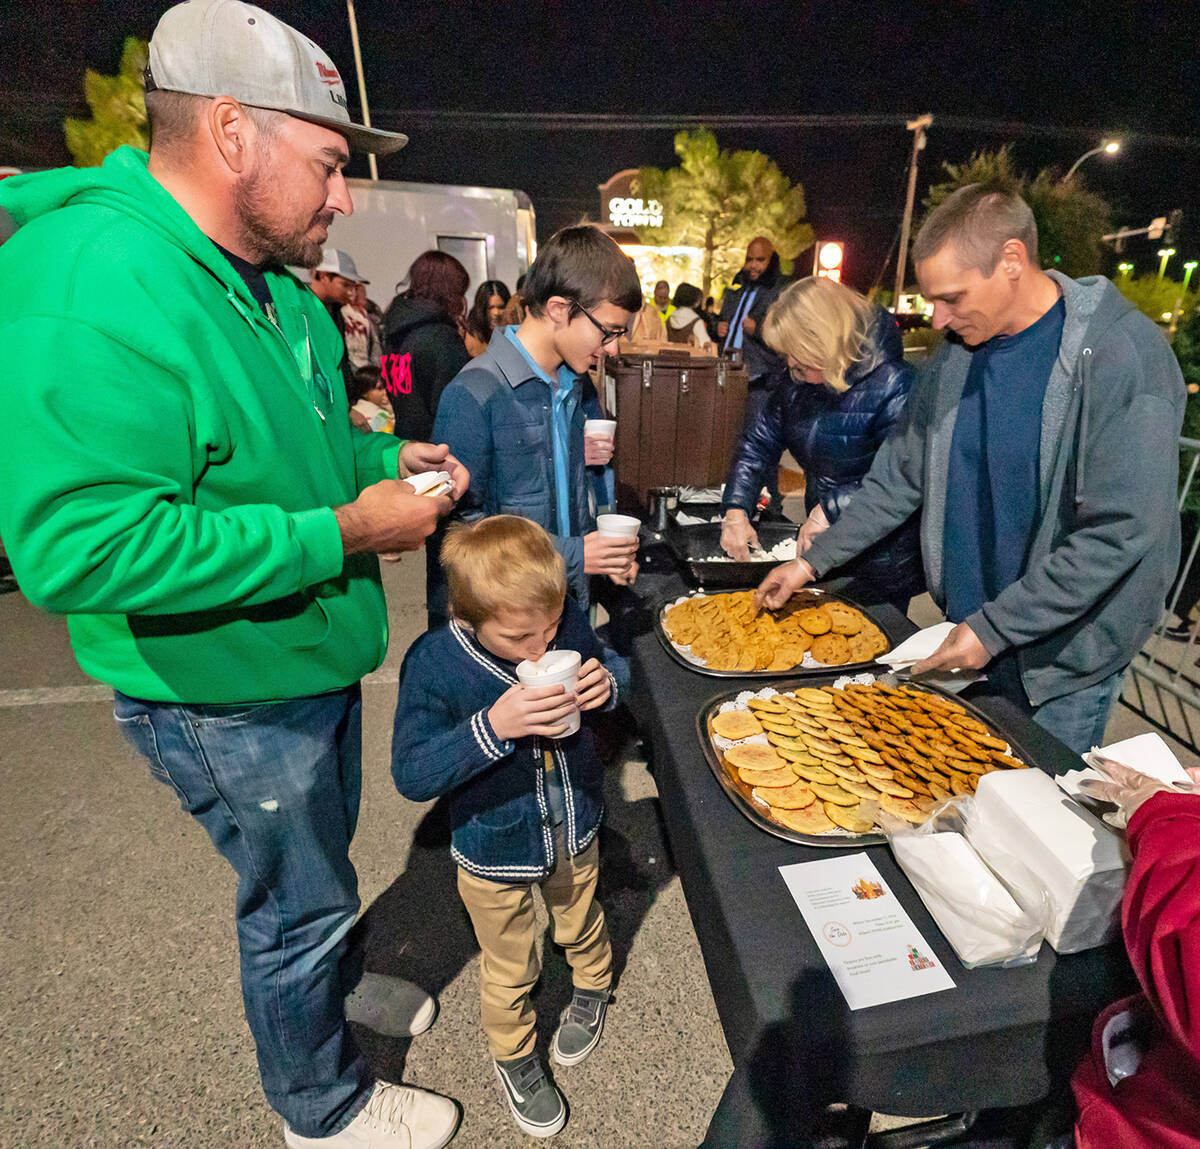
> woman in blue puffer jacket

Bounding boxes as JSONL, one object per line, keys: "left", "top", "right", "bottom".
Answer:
{"left": 720, "top": 276, "right": 925, "bottom": 610}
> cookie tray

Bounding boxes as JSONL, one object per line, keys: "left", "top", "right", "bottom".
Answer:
{"left": 655, "top": 586, "right": 903, "bottom": 679}
{"left": 695, "top": 676, "right": 1040, "bottom": 848}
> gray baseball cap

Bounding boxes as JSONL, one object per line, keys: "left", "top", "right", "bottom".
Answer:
{"left": 146, "top": 0, "right": 407, "bottom": 156}
{"left": 313, "top": 249, "right": 368, "bottom": 283}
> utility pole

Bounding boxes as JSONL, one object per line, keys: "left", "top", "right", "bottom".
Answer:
{"left": 893, "top": 114, "right": 933, "bottom": 310}
{"left": 346, "top": 1, "right": 378, "bottom": 181}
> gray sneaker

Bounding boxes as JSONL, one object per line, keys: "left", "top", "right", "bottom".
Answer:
{"left": 344, "top": 971, "right": 437, "bottom": 1037}
{"left": 550, "top": 988, "right": 610, "bottom": 1067}
{"left": 493, "top": 1053, "right": 567, "bottom": 1138}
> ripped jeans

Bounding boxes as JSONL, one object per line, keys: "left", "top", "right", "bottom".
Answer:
{"left": 112, "top": 687, "right": 372, "bottom": 1138}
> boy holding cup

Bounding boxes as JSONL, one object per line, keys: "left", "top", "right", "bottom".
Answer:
{"left": 391, "top": 516, "right": 627, "bottom": 1138}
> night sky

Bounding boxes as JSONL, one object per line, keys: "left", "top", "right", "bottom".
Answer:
{"left": 4, "top": 1, "right": 1198, "bottom": 290}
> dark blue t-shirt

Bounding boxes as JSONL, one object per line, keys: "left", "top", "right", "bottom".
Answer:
{"left": 943, "top": 297, "right": 1066, "bottom": 622}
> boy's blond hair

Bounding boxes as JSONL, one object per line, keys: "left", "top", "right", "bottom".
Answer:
{"left": 442, "top": 516, "right": 567, "bottom": 628}
{"left": 761, "top": 277, "right": 876, "bottom": 393}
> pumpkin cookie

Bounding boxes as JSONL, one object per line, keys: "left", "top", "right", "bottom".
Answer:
{"left": 825, "top": 801, "right": 875, "bottom": 833}
{"left": 725, "top": 743, "right": 785, "bottom": 772}
{"left": 712, "top": 710, "right": 763, "bottom": 740}
{"left": 772, "top": 803, "right": 837, "bottom": 835}
{"left": 755, "top": 779, "right": 816, "bottom": 809}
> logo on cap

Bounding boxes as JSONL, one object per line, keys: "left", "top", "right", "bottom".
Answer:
{"left": 315, "top": 60, "right": 342, "bottom": 86}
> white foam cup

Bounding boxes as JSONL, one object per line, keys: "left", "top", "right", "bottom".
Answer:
{"left": 583, "top": 418, "right": 617, "bottom": 441}
{"left": 515, "top": 649, "right": 582, "bottom": 738}
{"left": 595, "top": 513, "right": 641, "bottom": 539}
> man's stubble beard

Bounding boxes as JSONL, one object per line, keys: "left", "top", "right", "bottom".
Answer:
{"left": 233, "top": 160, "right": 332, "bottom": 269}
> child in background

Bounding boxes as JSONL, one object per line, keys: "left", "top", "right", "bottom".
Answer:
{"left": 390, "top": 516, "right": 626, "bottom": 1138}
{"left": 347, "top": 364, "right": 394, "bottom": 434}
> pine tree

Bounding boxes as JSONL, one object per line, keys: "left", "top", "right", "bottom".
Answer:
{"left": 637, "top": 129, "right": 813, "bottom": 298}
{"left": 922, "top": 145, "right": 1113, "bottom": 279}
{"left": 63, "top": 37, "right": 149, "bottom": 167}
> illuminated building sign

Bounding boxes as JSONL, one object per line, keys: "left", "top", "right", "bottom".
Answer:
{"left": 607, "top": 197, "right": 663, "bottom": 228}
{"left": 599, "top": 169, "right": 664, "bottom": 230}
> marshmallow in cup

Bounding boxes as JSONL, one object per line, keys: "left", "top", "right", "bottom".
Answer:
{"left": 514, "top": 650, "right": 582, "bottom": 738}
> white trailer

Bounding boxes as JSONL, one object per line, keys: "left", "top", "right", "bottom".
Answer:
{"left": 330, "top": 178, "right": 536, "bottom": 303}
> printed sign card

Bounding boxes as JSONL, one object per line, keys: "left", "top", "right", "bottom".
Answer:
{"left": 779, "top": 852, "right": 956, "bottom": 1010}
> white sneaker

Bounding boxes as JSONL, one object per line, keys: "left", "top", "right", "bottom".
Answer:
{"left": 344, "top": 972, "right": 437, "bottom": 1037}
{"left": 284, "top": 1081, "right": 460, "bottom": 1149}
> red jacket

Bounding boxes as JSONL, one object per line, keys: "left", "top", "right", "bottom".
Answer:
{"left": 1073, "top": 791, "right": 1200, "bottom": 1148}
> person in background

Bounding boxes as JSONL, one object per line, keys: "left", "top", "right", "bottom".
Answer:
{"left": 665, "top": 283, "right": 713, "bottom": 348}
{"left": 503, "top": 272, "right": 528, "bottom": 326}
{"left": 651, "top": 278, "right": 673, "bottom": 325}
{"left": 345, "top": 278, "right": 383, "bottom": 370}
{"left": 310, "top": 247, "right": 367, "bottom": 388}
{"left": 430, "top": 225, "right": 643, "bottom": 627}
{"left": 718, "top": 237, "right": 789, "bottom": 511}
{"left": 348, "top": 364, "right": 394, "bottom": 434}
{"left": 382, "top": 250, "right": 472, "bottom": 442}
{"left": 722, "top": 277, "right": 923, "bottom": 611}
{"left": 1068, "top": 759, "right": 1200, "bottom": 1148}
{"left": 0, "top": 1, "right": 466, "bottom": 1145}
{"left": 392, "top": 516, "right": 625, "bottom": 1139}
{"left": 627, "top": 288, "right": 667, "bottom": 344}
{"left": 702, "top": 294, "right": 721, "bottom": 343}
{"left": 758, "top": 184, "right": 1185, "bottom": 754}
{"left": 464, "top": 279, "right": 511, "bottom": 357}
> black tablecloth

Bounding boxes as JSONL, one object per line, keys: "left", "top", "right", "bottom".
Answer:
{"left": 620, "top": 564, "right": 1136, "bottom": 1146}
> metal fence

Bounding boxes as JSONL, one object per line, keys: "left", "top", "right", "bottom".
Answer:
{"left": 1120, "top": 436, "right": 1200, "bottom": 750}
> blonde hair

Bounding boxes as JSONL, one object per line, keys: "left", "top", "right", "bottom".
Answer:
{"left": 442, "top": 516, "right": 567, "bottom": 628}
{"left": 761, "top": 278, "right": 876, "bottom": 392}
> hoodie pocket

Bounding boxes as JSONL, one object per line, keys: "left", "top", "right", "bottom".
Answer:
{"left": 257, "top": 594, "right": 334, "bottom": 651}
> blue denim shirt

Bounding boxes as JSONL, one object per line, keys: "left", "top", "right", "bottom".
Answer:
{"left": 503, "top": 326, "right": 577, "bottom": 538}
{"left": 430, "top": 328, "right": 602, "bottom": 617}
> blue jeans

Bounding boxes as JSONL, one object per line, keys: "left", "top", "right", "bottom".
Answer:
{"left": 113, "top": 687, "right": 373, "bottom": 1137}
{"left": 1030, "top": 670, "right": 1125, "bottom": 757}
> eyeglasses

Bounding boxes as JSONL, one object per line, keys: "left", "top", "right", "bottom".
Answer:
{"left": 571, "top": 301, "right": 627, "bottom": 345}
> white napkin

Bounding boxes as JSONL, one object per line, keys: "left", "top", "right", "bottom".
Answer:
{"left": 876, "top": 622, "right": 956, "bottom": 668}
{"left": 1057, "top": 732, "right": 1192, "bottom": 802}
{"left": 406, "top": 470, "right": 452, "bottom": 497}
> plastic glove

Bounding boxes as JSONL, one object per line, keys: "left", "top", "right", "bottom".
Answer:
{"left": 1076, "top": 758, "right": 1198, "bottom": 829}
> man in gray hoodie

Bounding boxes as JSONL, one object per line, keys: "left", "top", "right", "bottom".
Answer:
{"left": 758, "top": 185, "right": 1184, "bottom": 754}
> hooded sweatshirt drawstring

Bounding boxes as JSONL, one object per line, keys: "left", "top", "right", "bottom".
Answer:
{"left": 1075, "top": 347, "right": 1093, "bottom": 507}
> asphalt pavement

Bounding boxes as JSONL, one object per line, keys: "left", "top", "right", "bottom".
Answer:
{"left": 0, "top": 558, "right": 731, "bottom": 1148}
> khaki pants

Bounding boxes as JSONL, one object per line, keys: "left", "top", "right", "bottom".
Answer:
{"left": 457, "top": 831, "right": 612, "bottom": 1060}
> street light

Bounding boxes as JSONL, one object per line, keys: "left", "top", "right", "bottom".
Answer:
{"left": 1064, "top": 139, "right": 1120, "bottom": 181}
{"left": 1185, "top": 261, "right": 1199, "bottom": 294}
{"left": 1158, "top": 248, "right": 1176, "bottom": 280}
{"left": 1117, "top": 262, "right": 1134, "bottom": 277}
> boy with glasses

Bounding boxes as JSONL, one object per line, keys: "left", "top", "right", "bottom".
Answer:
{"left": 428, "top": 226, "right": 644, "bottom": 626}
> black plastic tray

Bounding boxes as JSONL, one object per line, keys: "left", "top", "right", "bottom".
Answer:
{"left": 695, "top": 676, "right": 1039, "bottom": 847}
{"left": 656, "top": 586, "right": 902, "bottom": 678}
{"left": 666, "top": 521, "right": 800, "bottom": 588}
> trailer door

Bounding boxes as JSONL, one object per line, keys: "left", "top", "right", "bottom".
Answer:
{"left": 436, "top": 234, "right": 492, "bottom": 291}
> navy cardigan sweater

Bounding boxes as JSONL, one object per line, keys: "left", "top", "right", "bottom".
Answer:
{"left": 391, "top": 597, "right": 624, "bottom": 882}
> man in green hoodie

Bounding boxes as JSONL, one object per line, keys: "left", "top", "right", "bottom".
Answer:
{"left": 0, "top": 3, "right": 466, "bottom": 1147}
{"left": 758, "top": 184, "right": 1184, "bottom": 755}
